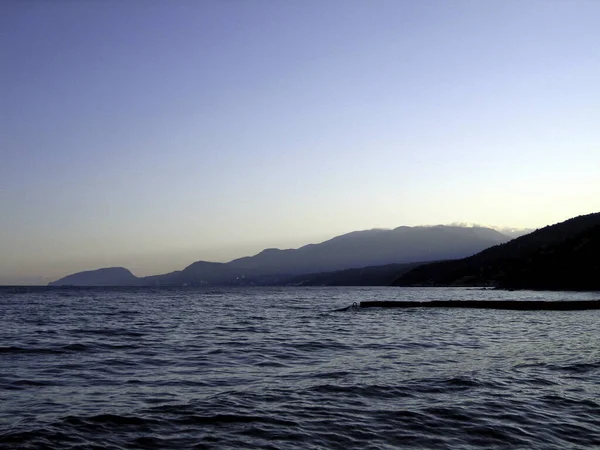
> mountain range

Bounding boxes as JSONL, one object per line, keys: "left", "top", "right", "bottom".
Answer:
{"left": 284, "top": 262, "right": 428, "bottom": 287}
{"left": 394, "top": 213, "right": 600, "bottom": 290}
{"left": 49, "top": 225, "right": 511, "bottom": 286}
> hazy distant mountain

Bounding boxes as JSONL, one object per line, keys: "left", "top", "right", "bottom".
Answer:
{"left": 285, "top": 262, "right": 429, "bottom": 287}
{"left": 394, "top": 213, "right": 600, "bottom": 290}
{"left": 50, "top": 225, "right": 511, "bottom": 286}
{"left": 141, "top": 261, "right": 251, "bottom": 286}
{"left": 450, "top": 223, "right": 534, "bottom": 240}
{"left": 227, "top": 226, "right": 509, "bottom": 274}
{"left": 49, "top": 267, "right": 140, "bottom": 287}
{"left": 493, "top": 227, "right": 535, "bottom": 239}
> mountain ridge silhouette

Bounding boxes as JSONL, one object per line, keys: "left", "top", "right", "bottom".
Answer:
{"left": 394, "top": 212, "right": 600, "bottom": 290}
{"left": 49, "top": 225, "right": 510, "bottom": 286}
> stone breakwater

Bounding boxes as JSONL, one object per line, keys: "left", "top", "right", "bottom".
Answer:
{"left": 359, "top": 299, "right": 600, "bottom": 310}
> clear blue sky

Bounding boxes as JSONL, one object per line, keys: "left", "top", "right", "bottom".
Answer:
{"left": 1, "top": 0, "right": 599, "bottom": 284}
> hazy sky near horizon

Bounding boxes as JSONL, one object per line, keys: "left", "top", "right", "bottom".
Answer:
{"left": 2, "top": 0, "right": 599, "bottom": 283}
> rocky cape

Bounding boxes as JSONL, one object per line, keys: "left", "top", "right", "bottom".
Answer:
{"left": 49, "top": 225, "right": 510, "bottom": 287}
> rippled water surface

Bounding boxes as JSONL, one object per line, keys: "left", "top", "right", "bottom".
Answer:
{"left": 1, "top": 287, "right": 599, "bottom": 449}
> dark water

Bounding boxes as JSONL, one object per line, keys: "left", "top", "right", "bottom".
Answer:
{"left": 1, "top": 286, "right": 599, "bottom": 449}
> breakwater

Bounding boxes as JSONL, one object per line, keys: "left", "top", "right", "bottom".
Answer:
{"left": 359, "top": 299, "right": 600, "bottom": 310}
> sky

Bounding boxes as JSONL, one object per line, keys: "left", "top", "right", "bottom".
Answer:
{"left": 1, "top": 0, "right": 599, "bottom": 284}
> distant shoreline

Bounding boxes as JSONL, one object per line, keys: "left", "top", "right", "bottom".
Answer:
{"left": 1, "top": 284, "right": 599, "bottom": 293}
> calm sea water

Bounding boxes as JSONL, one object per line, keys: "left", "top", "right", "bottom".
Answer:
{"left": 1, "top": 286, "right": 599, "bottom": 449}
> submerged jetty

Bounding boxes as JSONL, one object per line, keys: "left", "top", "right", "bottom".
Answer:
{"left": 358, "top": 300, "right": 600, "bottom": 311}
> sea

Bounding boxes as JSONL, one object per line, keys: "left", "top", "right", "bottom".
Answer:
{"left": 1, "top": 286, "right": 599, "bottom": 449}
